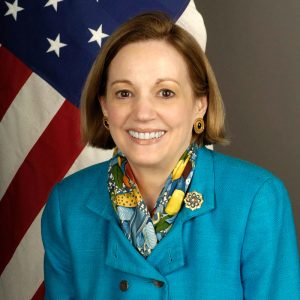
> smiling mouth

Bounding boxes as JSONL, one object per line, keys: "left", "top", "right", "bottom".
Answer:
{"left": 128, "top": 130, "right": 166, "bottom": 140}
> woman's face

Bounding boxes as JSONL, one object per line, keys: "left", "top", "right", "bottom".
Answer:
{"left": 101, "top": 40, "right": 207, "bottom": 172}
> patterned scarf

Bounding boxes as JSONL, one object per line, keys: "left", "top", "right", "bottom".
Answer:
{"left": 107, "top": 143, "right": 198, "bottom": 257}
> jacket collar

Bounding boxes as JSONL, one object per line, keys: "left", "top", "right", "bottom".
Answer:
{"left": 85, "top": 146, "right": 215, "bottom": 222}
{"left": 179, "top": 146, "right": 215, "bottom": 223}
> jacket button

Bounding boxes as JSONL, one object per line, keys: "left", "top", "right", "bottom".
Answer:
{"left": 152, "top": 280, "right": 164, "bottom": 288}
{"left": 119, "top": 280, "right": 129, "bottom": 292}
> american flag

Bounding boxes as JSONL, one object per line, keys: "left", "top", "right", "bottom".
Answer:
{"left": 0, "top": 0, "right": 206, "bottom": 298}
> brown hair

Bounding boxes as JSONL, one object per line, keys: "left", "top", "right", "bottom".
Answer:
{"left": 81, "top": 11, "right": 227, "bottom": 148}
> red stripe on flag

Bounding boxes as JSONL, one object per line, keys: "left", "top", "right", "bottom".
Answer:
{"left": 0, "top": 100, "right": 84, "bottom": 273}
{"left": 0, "top": 47, "right": 32, "bottom": 120}
{"left": 31, "top": 282, "right": 45, "bottom": 300}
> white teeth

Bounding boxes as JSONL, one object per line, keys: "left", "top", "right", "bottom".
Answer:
{"left": 149, "top": 132, "right": 155, "bottom": 139}
{"left": 128, "top": 130, "right": 165, "bottom": 140}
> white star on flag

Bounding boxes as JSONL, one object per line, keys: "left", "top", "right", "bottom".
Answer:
{"left": 44, "top": 0, "right": 64, "bottom": 12}
{"left": 88, "top": 25, "right": 109, "bottom": 47}
{"left": 4, "top": 0, "right": 24, "bottom": 21}
{"left": 46, "top": 34, "right": 67, "bottom": 57}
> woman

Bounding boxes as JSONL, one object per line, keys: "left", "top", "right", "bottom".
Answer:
{"left": 42, "top": 12, "right": 300, "bottom": 299}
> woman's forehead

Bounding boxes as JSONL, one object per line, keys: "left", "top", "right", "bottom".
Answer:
{"left": 107, "top": 40, "right": 190, "bottom": 83}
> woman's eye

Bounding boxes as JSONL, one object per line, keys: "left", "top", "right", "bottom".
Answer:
{"left": 116, "top": 90, "right": 132, "bottom": 98}
{"left": 158, "top": 89, "right": 175, "bottom": 98}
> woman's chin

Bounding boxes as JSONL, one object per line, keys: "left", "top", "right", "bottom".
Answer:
{"left": 126, "top": 153, "right": 165, "bottom": 169}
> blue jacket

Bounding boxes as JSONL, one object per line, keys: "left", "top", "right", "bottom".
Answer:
{"left": 42, "top": 147, "right": 300, "bottom": 299}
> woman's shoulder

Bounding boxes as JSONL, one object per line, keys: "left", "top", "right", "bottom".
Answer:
{"left": 50, "top": 159, "right": 111, "bottom": 199}
{"left": 203, "top": 147, "right": 288, "bottom": 198}
{"left": 44, "top": 159, "right": 112, "bottom": 219}
{"left": 203, "top": 148, "right": 292, "bottom": 222}
{"left": 208, "top": 147, "right": 279, "bottom": 180}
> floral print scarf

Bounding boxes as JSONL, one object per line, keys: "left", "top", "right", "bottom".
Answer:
{"left": 107, "top": 143, "right": 198, "bottom": 257}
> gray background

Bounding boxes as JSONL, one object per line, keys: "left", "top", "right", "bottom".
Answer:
{"left": 194, "top": 0, "right": 300, "bottom": 244}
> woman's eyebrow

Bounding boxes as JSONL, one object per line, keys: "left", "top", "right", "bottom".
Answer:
{"left": 110, "top": 78, "right": 180, "bottom": 87}
{"left": 155, "top": 78, "right": 180, "bottom": 86}
{"left": 110, "top": 79, "right": 133, "bottom": 86}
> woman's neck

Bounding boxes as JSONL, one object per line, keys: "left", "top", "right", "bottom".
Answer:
{"left": 129, "top": 165, "right": 170, "bottom": 212}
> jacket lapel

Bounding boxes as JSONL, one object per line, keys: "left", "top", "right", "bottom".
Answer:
{"left": 84, "top": 160, "right": 114, "bottom": 221}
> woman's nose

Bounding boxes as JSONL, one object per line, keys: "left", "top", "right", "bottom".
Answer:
{"left": 132, "top": 96, "right": 156, "bottom": 121}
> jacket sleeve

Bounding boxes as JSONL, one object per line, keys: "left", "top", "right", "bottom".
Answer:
{"left": 241, "top": 177, "right": 300, "bottom": 299}
{"left": 41, "top": 184, "right": 75, "bottom": 299}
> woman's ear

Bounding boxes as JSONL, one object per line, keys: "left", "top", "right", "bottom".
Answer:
{"left": 195, "top": 96, "right": 208, "bottom": 118}
{"left": 99, "top": 96, "right": 108, "bottom": 116}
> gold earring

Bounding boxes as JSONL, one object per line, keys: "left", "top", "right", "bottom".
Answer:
{"left": 103, "top": 116, "right": 109, "bottom": 130}
{"left": 193, "top": 118, "right": 205, "bottom": 134}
